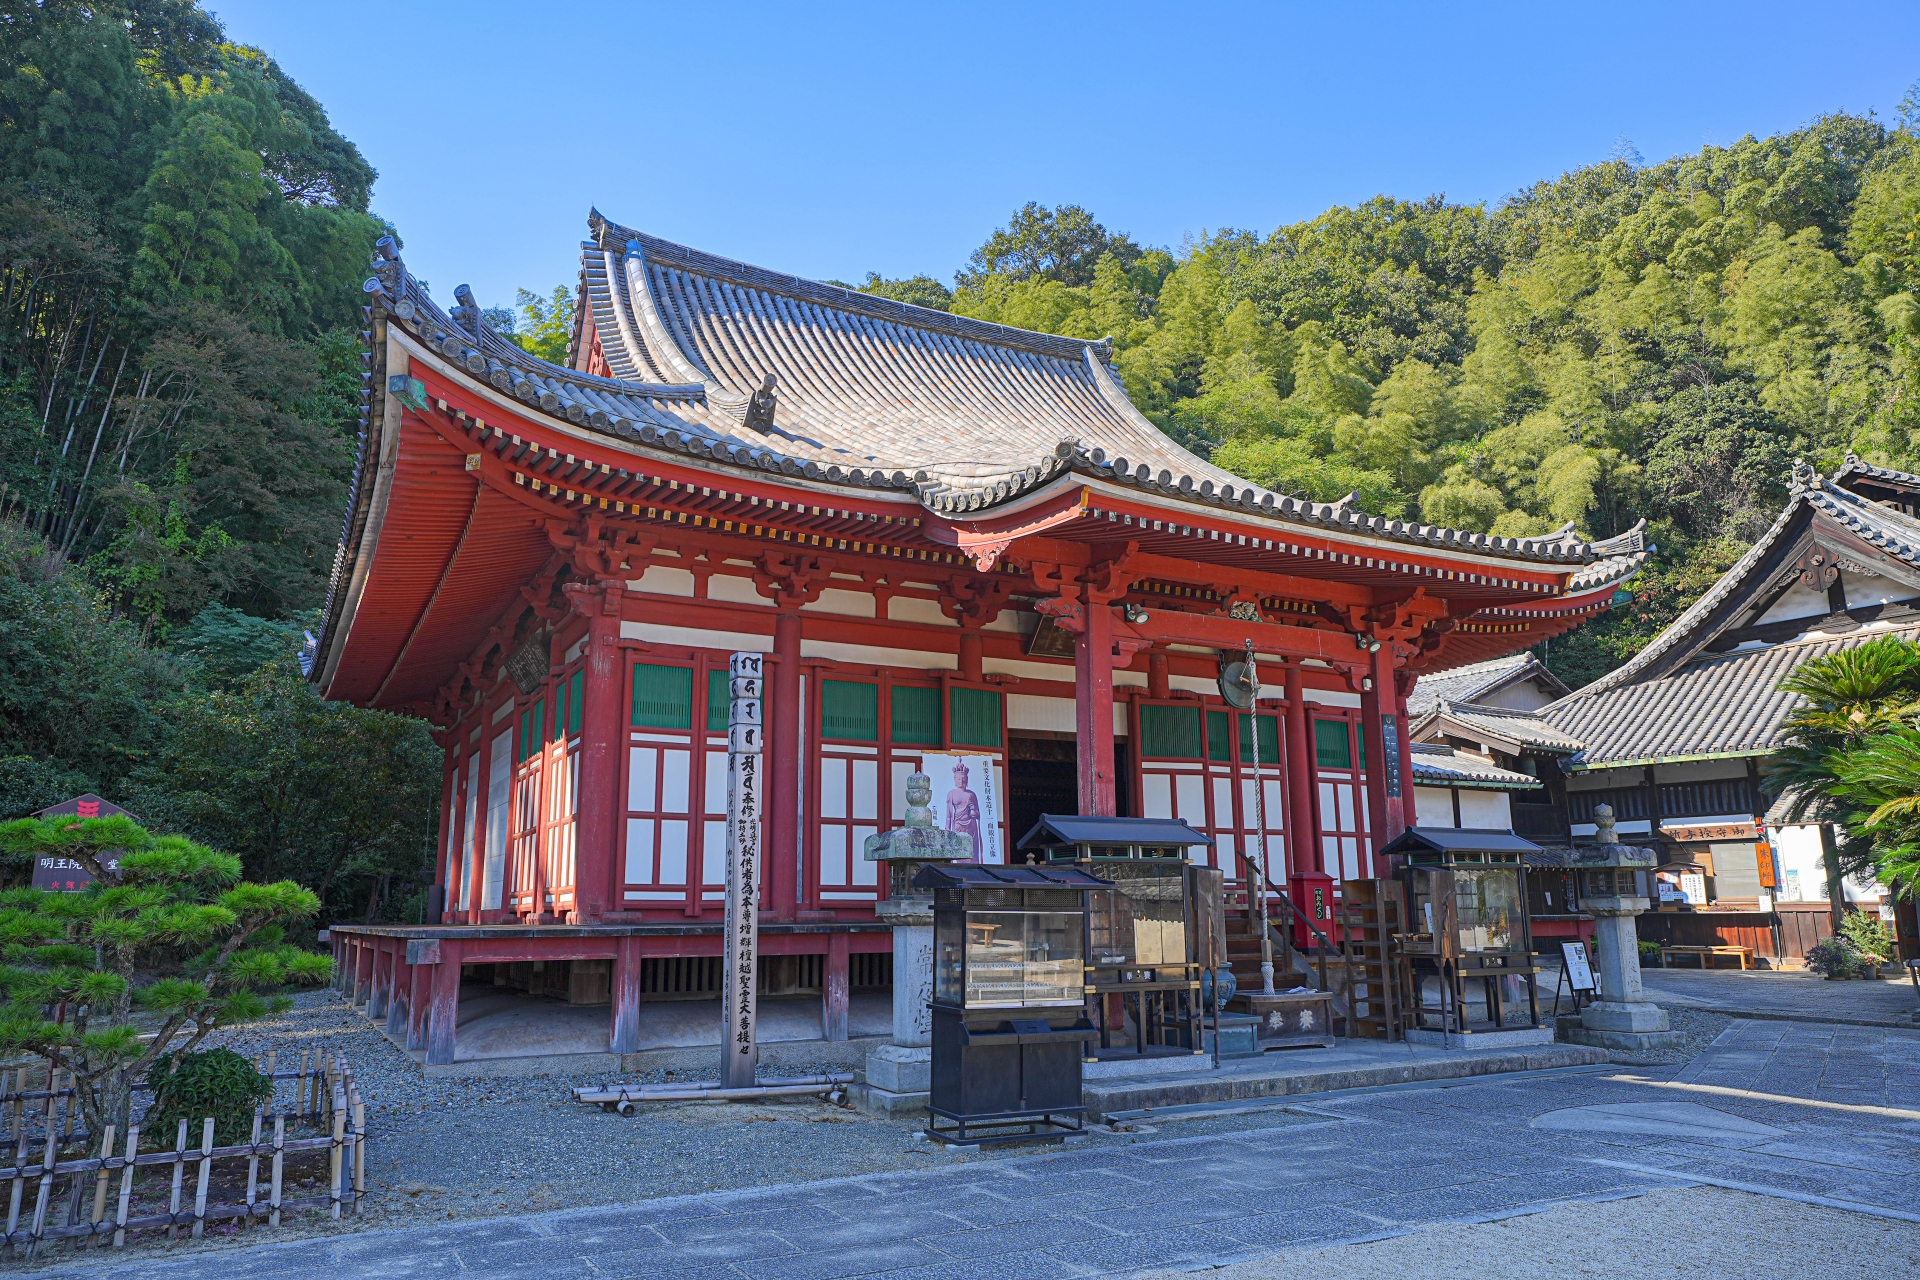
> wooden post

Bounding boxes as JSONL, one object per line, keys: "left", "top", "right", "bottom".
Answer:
{"left": 328, "top": 1097, "right": 345, "bottom": 1220}
{"left": 246, "top": 1109, "right": 262, "bottom": 1218}
{"left": 27, "top": 1118, "right": 56, "bottom": 1256}
{"left": 1147, "top": 648, "right": 1170, "bottom": 699}
{"left": 190, "top": 1117, "right": 213, "bottom": 1239}
{"left": 367, "top": 942, "right": 389, "bottom": 1020}
{"left": 1075, "top": 598, "right": 1118, "bottom": 816}
{"left": 569, "top": 580, "right": 625, "bottom": 923}
{"left": 769, "top": 610, "right": 802, "bottom": 920}
{"left": 113, "top": 1125, "right": 137, "bottom": 1247}
{"left": 609, "top": 935, "right": 642, "bottom": 1055}
{"left": 166, "top": 1118, "right": 187, "bottom": 1238}
{"left": 7, "top": 1119, "right": 27, "bottom": 1241}
{"left": 351, "top": 1093, "right": 366, "bottom": 1213}
{"left": 823, "top": 932, "right": 850, "bottom": 1042}
{"left": 957, "top": 630, "right": 984, "bottom": 683}
{"left": 1357, "top": 643, "right": 1402, "bottom": 872}
{"left": 269, "top": 1114, "right": 284, "bottom": 1228}
{"left": 87, "top": 1124, "right": 113, "bottom": 1248}
{"left": 386, "top": 949, "right": 409, "bottom": 1037}
{"left": 407, "top": 958, "right": 431, "bottom": 1051}
{"left": 354, "top": 939, "right": 374, "bottom": 1006}
{"left": 427, "top": 941, "right": 463, "bottom": 1066}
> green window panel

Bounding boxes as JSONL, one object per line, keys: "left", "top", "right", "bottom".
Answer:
{"left": 1206, "top": 710, "right": 1231, "bottom": 761}
{"left": 567, "top": 669, "right": 584, "bottom": 737}
{"left": 552, "top": 681, "right": 567, "bottom": 743}
{"left": 891, "top": 685, "right": 942, "bottom": 745}
{"left": 631, "top": 663, "right": 693, "bottom": 729}
{"left": 1314, "top": 718, "right": 1352, "bottom": 769}
{"left": 520, "top": 699, "right": 544, "bottom": 763}
{"left": 707, "top": 669, "right": 730, "bottom": 732}
{"left": 949, "top": 687, "right": 1003, "bottom": 748}
{"left": 1359, "top": 724, "right": 1367, "bottom": 769}
{"left": 1238, "top": 713, "right": 1280, "bottom": 763}
{"left": 822, "top": 680, "right": 879, "bottom": 741}
{"left": 1139, "top": 704, "right": 1202, "bottom": 759}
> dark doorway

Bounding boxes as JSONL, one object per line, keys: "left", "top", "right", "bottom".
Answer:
{"left": 1006, "top": 734, "right": 1136, "bottom": 850}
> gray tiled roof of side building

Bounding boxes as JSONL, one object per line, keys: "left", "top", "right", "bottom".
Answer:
{"left": 1542, "top": 623, "right": 1920, "bottom": 769}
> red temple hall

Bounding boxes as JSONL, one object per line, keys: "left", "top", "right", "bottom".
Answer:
{"left": 314, "top": 214, "right": 1643, "bottom": 1067}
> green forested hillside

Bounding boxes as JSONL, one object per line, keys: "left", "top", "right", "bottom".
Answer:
{"left": 852, "top": 109, "right": 1920, "bottom": 686}
{"left": 5, "top": 1, "right": 1918, "bottom": 901}
{"left": 0, "top": 2, "right": 435, "bottom": 919}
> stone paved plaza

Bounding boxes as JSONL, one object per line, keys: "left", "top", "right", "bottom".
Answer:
{"left": 27, "top": 1017, "right": 1920, "bottom": 1280}
{"left": 1638, "top": 966, "right": 1920, "bottom": 1027}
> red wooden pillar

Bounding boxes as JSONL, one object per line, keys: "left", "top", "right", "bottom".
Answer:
{"left": 610, "top": 935, "right": 643, "bottom": 1055}
{"left": 426, "top": 940, "right": 463, "bottom": 1067}
{"left": 957, "top": 631, "right": 984, "bottom": 683}
{"left": 770, "top": 611, "right": 802, "bottom": 921}
{"left": 568, "top": 581, "right": 625, "bottom": 923}
{"left": 1394, "top": 672, "right": 1418, "bottom": 837}
{"left": 1075, "top": 600, "right": 1117, "bottom": 816}
{"left": 368, "top": 943, "right": 390, "bottom": 1020}
{"left": 1147, "top": 649, "right": 1170, "bottom": 699}
{"left": 406, "top": 956, "right": 429, "bottom": 1050}
{"left": 1358, "top": 642, "right": 1406, "bottom": 873}
{"left": 385, "top": 951, "right": 408, "bottom": 1037}
{"left": 823, "top": 932, "right": 850, "bottom": 1042}
{"left": 1282, "top": 662, "right": 1314, "bottom": 878}
{"left": 354, "top": 938, "right": 374, "bottom": 1005}
{"left": 433, "top": 745, "right": 456, "bottom": 924}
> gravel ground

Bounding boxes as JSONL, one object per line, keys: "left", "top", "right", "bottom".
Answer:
{"left": 33, "top": 991, "right": 1322, "bottom": 1268}
{"left": 1157, "top": 1184, "right": 1920, "bottom": 1279}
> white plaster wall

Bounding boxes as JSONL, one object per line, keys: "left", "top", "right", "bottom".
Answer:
{"left": 706, "top": 575, "right": 770, "bottom": 607}
{"left": 1843, "top": 570, "right": 1913, "bottom": 610}
{"left": 627, "top": 565, "right": 695, "bottom": 597}
{"left": 801, "top": 588, "right": 877, "bottom": 618}
{"left": 1457, "top": 790, "right": 1512, "bottom": 829}
{"left": 1758, "top": 580, "right": 1834, "bottom": 625}
{"left": 1414, "top": 786, "right": 1456, "bottom": 827}
{"left": 1654, "top": 759, "right": 1750, "bottom": 783}
{"left": 1481, "top": 683, "right": 1553, "bottom": 712}
{"left": 1007, "top": 695, "right": 1075, "bottom": 733}
{"left": 886, "top": 596, "right": 952, "bottom": 626}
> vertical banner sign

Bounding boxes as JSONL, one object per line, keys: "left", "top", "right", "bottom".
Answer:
{"left": 1380, "top": 714, "right": 1401, "bottom": 799}
{"left": 721, "top": 652, "right": 764, "bottom": 1089}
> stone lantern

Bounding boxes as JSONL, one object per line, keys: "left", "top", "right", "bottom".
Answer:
{"left": 1565, "top": 805, "right": 1683, "bottom": 1051}
{"left": 853, "top": 771, "right": 972, "bottom": 1114}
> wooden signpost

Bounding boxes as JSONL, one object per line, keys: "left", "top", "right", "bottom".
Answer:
{"left": 721, "top": 652, "right": 764, "bottom": 1090}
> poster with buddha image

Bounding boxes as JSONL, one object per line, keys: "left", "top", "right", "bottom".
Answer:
{"left": 922, "top": 754, "right": 1003, "bottom": 865}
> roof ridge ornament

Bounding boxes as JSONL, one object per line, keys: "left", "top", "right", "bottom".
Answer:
{"left": 1791, "top": 458, "right": 1818, "bottom": 492}
{"left": 743, "top": 374, "right": 778, "bottom": 434}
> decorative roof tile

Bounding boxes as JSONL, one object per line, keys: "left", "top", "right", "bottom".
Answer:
{"left": 1413, "top": 700, "right": 1586, "bottom": 755}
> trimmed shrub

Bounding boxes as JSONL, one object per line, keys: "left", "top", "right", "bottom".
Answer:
{"left": 144, "top": 1049, "right": 274, "bottom": 1146}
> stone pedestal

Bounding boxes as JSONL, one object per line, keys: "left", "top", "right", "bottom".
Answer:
{"left": 852, "top": 771, "right": 969, "bottom": 1116}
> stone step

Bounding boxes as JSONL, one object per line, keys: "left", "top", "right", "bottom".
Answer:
{"left": 1080, "top": 1041, "right": 1608, "bottom": 1122}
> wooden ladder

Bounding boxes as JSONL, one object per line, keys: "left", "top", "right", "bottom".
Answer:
{"left": 1337, "top": 879, "right": 1405, "bottom": 1040}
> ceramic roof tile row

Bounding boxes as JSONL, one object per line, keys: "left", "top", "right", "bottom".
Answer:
{"left": 1542, "top": 623, "right": 1920, "bottom": 769}
{"left": 1408, "top": 743, "right": 1543, "bottom": 790}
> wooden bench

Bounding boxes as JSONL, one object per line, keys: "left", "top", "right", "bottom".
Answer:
{"left": 1658, "top": 944, "right": 1753, "bottom": 970}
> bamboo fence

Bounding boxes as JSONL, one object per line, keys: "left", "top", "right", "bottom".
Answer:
{"left": 0, "top": 1050, "right": 366, "bottom": 1257}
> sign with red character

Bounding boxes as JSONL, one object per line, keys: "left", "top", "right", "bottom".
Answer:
{"left": 28, "top": 794, "right": 136, "bottom": 891}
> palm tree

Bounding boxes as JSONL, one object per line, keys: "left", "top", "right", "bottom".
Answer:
{"left": 1766, "top": 634, "right": 1920, "bottom": 932}
{"left": 1833, "top": 725, "right": 1920, "bottom": 902}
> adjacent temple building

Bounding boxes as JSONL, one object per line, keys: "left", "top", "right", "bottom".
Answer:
{"left": 312, "top": 215, "right": 1644, "bottom": 1067}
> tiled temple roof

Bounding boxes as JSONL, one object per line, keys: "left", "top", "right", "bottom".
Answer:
{"left": 1543, "top": 624, "right": 1920, "bottom": 770}
{"left": 1409, "top": 743, "right": 1543, "bottom": 791}
{"left": 351, "top": 220, "right": 1650, "bottom": 577}
{"left": 1413, "top": 700, "right": 1586, "bottom": 755}
{"left": 1405, "top": 653, "right": 1570, "bottom": 716}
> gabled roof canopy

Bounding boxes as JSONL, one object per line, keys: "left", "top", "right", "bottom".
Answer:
{"left": 1541, "top": 459, "right": 1920, "bottom": 770}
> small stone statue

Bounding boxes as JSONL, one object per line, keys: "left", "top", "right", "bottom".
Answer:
{"left": 864, "top": 771, "right": 972, "bottom": 903}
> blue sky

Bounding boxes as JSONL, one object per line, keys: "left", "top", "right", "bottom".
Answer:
{"left": 210, "top": 0, "right": 1918, "bottom": 311}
